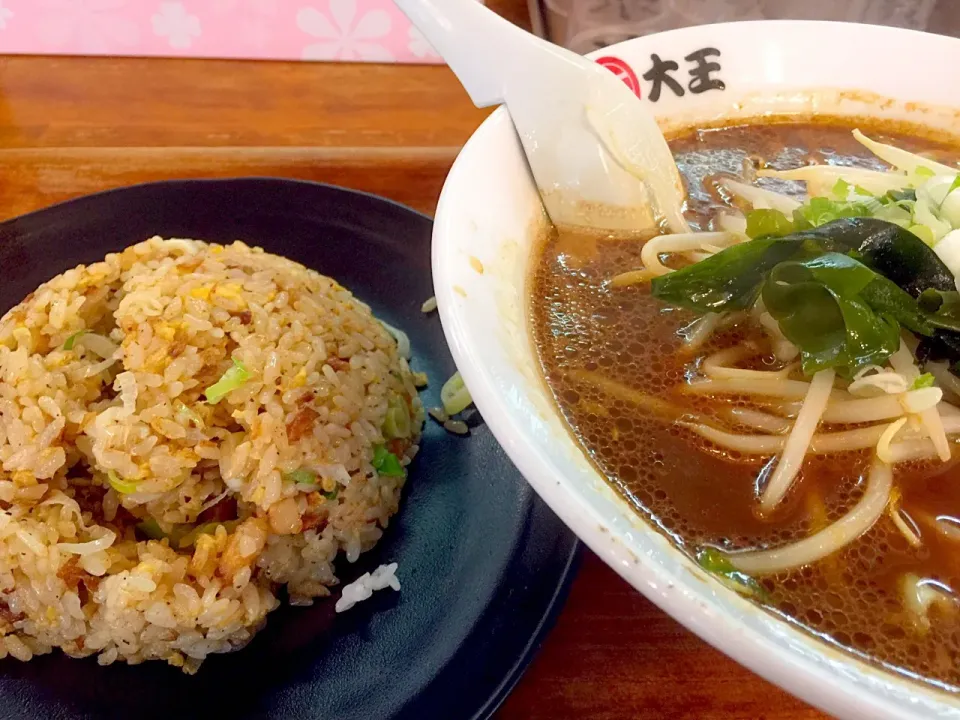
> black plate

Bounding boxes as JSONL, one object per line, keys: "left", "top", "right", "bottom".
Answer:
{"left": 0, "top": 179, "right": 580, "bottom": 720}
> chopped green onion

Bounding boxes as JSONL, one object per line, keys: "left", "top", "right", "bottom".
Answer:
{"left": 940, "top": 175, "right": 960, "bottom": 210}
{"left": 696, "top": 547, "right": 769, "bottom": 601}
{"left": 745, "top": 209, "right": 795, "bottom": 239}
{"left": 178, "top": 520, "right": 240, "bottom": 549}
{"left": 283, "top": 468, "right": 339, "bottom": 497}
{"left": 381, "top": 321, "right": 411, "bottom": 359}
{"left": 383, "top": 395, "right": 412, "bottom": 439}
{"left": 908, "top": 224, "right": 936, "bottom": 247}
{"left": 136, "top": 518, "right": 238, "bottom": 547}
{"left": 871, "top": 203, "right": 913, "bottom": 229}
{"left": 107, "top": 470, "right": 139, "bottom": 495}
{"left": 136, "top": 519, "right": 166, "bottom": 541}
{"left": 794, "top": 196, "right": 873, "bottom": 228}
{"left": 911, "top": 373, "right": 935, "bottom": 390}
{"left": 62, "top": 330, "right": 119, "bottom": 359}
{"left": 883, "top": 189, "right": 918, "bottom": 205}
{"left": 372, "top": 445, "right": 405, "bottom": 477}
{"left": 65, "top": 332, "right": 117, "bottom": 359}
{"left": 204, "top": 357, "right": 251, "bottom": 404}
{"left": 832, "top": 178, "right": 850, "bottom": 199}
{"left": 283, "top": 468, "right": 318, "bottom": 486}
{"left": 440, "top": 372, "right": 472, "bottom": 416}
{"left": 175, "top": 401, "right": 205, "bottom": 429}
{"left": 63, "top": 330, "right": 90, "bottom": 351}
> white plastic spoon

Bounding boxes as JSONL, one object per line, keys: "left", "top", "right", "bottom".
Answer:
{"left": 394, "top": 0, "right": 688, "bottom": 233}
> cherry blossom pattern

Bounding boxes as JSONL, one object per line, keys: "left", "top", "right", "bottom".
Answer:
{"left": 0, "top": 1, "right": 12, "bottom": 31}
{"left": 33, "top": 0, "right": 139, "bottom": 53}
{"left": 296, "top": 0, "right": 393, "bottom": 62}
{"left": 407, "top": 25, "right": 438, "bottom": 60}
{"left": 212, "top": 0, "right": 277, "bottom": 49}
{"left": 152, "top": 1, "right": 201, "bottom": 50}
{"left": 212, "top": 0, "right": 278, "bottom": 13}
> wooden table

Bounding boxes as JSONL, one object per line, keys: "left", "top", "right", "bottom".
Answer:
{"left": 0, "top": 49, "right": 826, "bottom": 720}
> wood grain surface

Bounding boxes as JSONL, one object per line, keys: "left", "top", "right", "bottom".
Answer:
{"left": 0, "top": 13, "right": 826, "bottom": 719}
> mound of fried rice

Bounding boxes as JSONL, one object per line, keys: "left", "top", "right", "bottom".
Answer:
{"left": 0, "top": 237, "right": 423, "bottom": 672}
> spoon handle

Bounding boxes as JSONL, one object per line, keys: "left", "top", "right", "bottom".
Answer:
{"left": 394, "top": 0, "right": 545, "bottom": 108}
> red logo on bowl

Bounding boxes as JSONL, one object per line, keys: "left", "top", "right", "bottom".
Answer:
{"left": 595, "top": 56, "right": 641, "bottom": 98}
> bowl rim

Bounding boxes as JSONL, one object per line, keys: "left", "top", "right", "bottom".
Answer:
{"left": 432, "top": 20, "right": 960, "bottom": 720}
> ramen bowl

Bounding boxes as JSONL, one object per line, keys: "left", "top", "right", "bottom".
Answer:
{"left": 432, "top": 21, "right": 960, "bottom": 719}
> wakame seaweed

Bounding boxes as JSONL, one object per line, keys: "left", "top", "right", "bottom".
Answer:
{"left": 651, "top": 218, "right": 960, "bottom": 375}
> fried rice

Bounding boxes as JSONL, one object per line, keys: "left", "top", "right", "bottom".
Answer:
{"left": 0, "top": 236, "right": 423, "bottom": 672}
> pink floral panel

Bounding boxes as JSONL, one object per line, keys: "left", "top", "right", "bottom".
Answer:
{"left": 0, "top": 0, "right": 445, "bottom": 64}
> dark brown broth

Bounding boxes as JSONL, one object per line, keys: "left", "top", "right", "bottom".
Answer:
{"left": 531, "top": 122, "right": 960, "bottom": 690}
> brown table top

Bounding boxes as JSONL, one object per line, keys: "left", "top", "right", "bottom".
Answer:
{"left": 0, "top": 49, "right": 826, "bottom": 720}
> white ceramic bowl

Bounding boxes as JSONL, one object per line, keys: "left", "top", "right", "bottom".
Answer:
{"left": 432, "top": 20, "right": 960, "bottom": 720}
